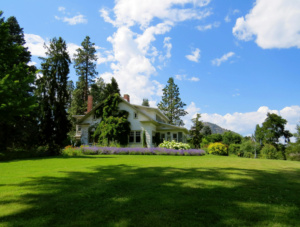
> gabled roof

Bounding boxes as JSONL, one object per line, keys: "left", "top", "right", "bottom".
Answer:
{"left": 131, "top": 104, "right": 169, "bottom": 122}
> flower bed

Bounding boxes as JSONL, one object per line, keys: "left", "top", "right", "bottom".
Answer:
{"left": 62, "top": 146, "right": 205, "bottom": 156}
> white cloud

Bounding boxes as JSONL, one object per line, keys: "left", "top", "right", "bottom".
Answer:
{"left": 188, "top": 77, "right": 199, "bottom": 81}
{"left": 196, "top": 21, "right": 220, "bottom": 31}
{"left": 211, "top": 52, "right": 235, "bottom": 66}
{"left": 27, "top": 61, "right": 37, "bottom": 66}
{"left": 56, "top": 14, "right": 87, "bottom": 25}
{"left": 97, "top": 0, "right": 211, "bottom": 105}
{"left": 58, "top": 7, "right": 65, "bottom": 13}
{"left": 183, "top": 103, "right": 300, "bottom": 136}
{"left": 25, "top": 34, "right": 82, "bottom": 58}
{"left": 175, "top": 74, "right": 199, "bottom": 82}
{"left": 100, "top": 0, "right": 212, "bottom": 28}
{"left": 224, "top": 9, "right": 239, "bottom": 23}
{"left": 185, "top": 48, "right": 201, "bottom": 62}
{"left": 24, "top": 34, "right": 47, "bottom": 57}
{"left": 233, "top": 0, "right": 300, "bottom": 49}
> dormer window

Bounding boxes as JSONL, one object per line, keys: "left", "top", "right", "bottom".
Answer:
{"left": 134, "top": 112, "right": 138, "bottom": 119}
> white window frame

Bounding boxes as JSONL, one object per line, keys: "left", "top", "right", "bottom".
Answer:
{"left": 133, "top": 112, "right": 138, "bottom": 119}
{"left": 129, "top": 130, "right": 141, "bottom": 143}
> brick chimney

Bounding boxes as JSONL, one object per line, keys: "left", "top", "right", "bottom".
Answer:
{"left": 124, "top": 94, "right": 130, "bottom": 103}
{"left": 87, "top": 95, "right": 93, "bottom": 113}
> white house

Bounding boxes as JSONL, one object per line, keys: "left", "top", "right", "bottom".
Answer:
{"left": 73, "top": 94, "right": 188, "bottom": 147}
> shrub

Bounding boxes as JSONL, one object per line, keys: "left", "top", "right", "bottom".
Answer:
{"left": 239, "top": 140, "right": 260, "bottom": 158}
{"left": 207, "top": 143, "right": 227, "bottom": 156}
{"left": 228, "top": 144, "right": 240, "bottom": 155}
{"left": 285, "top": 142, "right": 300, "bottom": 161}
{"left": 158, "top": 140, "right": 191, "bottom": 150}
{"left": 200, "top": 138, "right": 210, "bottom": 148}
{"left": 261, "top": 144, "right": 277, "bottom": 159}
{"left": 61, "top": 146, "right": 83, "bottom": 156}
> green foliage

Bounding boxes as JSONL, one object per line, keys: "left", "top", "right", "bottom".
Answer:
{"left": 159, "top": 141, "right": 191, "bottom": 150}
{"left": 90, "top": 77, "right": 106, "bottom": 107}
{"left": 104, "top": 77, "right": 120, "bottom": 97}
{"left": 142, "top": 130, "right": 147, "bottom": 148}
{"left": 228, "top": 144, "right": 240, "bottom": 155}
{"left": 259, "top": 113, "right": 293, "bottom": 146}
{"left": 260, "top": 144, "right": 278, "bottom": 159}
{"left": 93, "top": 78, "right": 131, "bottom": 146}
{"left": 239, "top": 140, "right": 260, "bottom": 158}
{"left": 202, "top": 125, "right": 212, "bottom": 136}
{"left": 293, "top": 123, "right": 300, "bottom": 142}
{"left": 200, "top": 138, "right": 211, "bottom": 148}
{"left": 0, "top": 12, "right": 38, "bottom": 151}
{"left": 0, "top": 12, "right": 37, "bottom": 124}
{"left": 286, "top": 142, "right": 300, "bottom": 161}
{"left": 206, "top": 133, "right": 223, "bottom": 143}
{"left": 189, "top": 113, "right": 204, "bottom": 148}
{"left": 142, "top": 98, "right": 150, "bottom": 107}
{"left": 158, "top": 77, "right": 187, "bottom": 126}
{"left": 73, "top": 36, "right": 98, "bottom": 102}
{"left": 36, "top": 37, "right": 71, "bottom": 153}
{"left": 208, "top": 142, "right": 227, "bottom": 156}
{"left": 222, "top": 131, "right": 242, "bottom": 146}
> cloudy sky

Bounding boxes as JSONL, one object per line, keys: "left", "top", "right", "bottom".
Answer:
{"left": 3, "top": 0, "right": 300, "bottom": 136}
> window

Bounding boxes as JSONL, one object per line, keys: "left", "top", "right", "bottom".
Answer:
{"left": 173, "top": 133, "right": 177, "bottom": 142}
{"left": 161, "top": 133, "right": 165, "bottom": 142}
{"left": 178, "top": 132, "right": 183, "bottom": 142}
{"left": 129, "top": 132, "right": 134, "bottom": 143}
{"left": 136, "top": 131, "right": 141, "bottom": 143}
{"left": 129, "top": 131, "right": 141, "bottom": 143}
{"left": 167, "top": 132, "right": 171, "bottom": 141}
{"left": 134, "top": 112, "right": 138, "bottom": 119}
{"left": 93, "top": 114, "right": 96, "bottom": 120}
{"left": 77, "top": 126, "right": 81, "bottom": 132}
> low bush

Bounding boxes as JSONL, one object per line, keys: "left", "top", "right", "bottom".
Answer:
{"left": 158, "top": 140, "right": 191, "bottom": 150}
{"left": 61, "top": 146, "right": 205, "bottom": 156}
{"left": 261, "top": 144, "right": 277, "bottom": 159}
{"left": 286, "top": 142, "right": 300, "bottom": 161}
{"left": 228, "top": 144, "right": 240, "bottom": 155}
{"left": 207, "top": 143, "right": 227, "bottom": 156}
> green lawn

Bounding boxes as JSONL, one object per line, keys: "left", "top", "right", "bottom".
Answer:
{"left": 0, "top": 155, "right": 300, "bottom": 227}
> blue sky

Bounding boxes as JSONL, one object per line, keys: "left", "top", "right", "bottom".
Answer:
{"left": 2, "top": 0, "right": 300, "bottom": 136}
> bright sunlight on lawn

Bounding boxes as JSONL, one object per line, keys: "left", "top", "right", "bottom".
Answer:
{"left": 0, "top": 155, "right": 300, "bottom": 227}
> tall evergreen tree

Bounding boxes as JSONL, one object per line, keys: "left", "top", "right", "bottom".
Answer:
{"left": 104, "top": 77, "right": 120, "bottom": 97}
{"left": 142, "top": 98, "right": 150, "bottom": 107}
{"left": 73, "top": 36, "right": 98, "bottom": 102}
{"left": 189, "top": 114, "right": 204, "bottom": 149}
{"left": 202, "top": 125, "right": 212, "bottom": 136}
{"left": 36, "top": 37, "right": 71, "bottom": 153}
{"left": 158, "top": 77, "right": 188, "bottom": 126}
{"left": 0, "top": 11, "right": 37, "bottom": 150}
{"left": 90, "top": 77, "right": 106, "bottom": 107}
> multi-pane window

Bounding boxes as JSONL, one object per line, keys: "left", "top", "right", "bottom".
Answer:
{"left": 178, "top": 132, "right": 183, "bottom": 142}
{"left": 167, "top": 132, "right": 171, "bottom": 141}
{"left": 129, "top": 132, "right": 134, "bottom": 143}
{"left": 129, "top": 131, "right": 141, "bottom": 143}
{"left": 136, "top": 131, "right": 141, "bottom": 143}
{"left": 77, "top": 126, "right": 81, "bottom": 132}
{"left": 161, "top": 133, "right": 165, "bottom": 142}
{"left": 173, "top": 133, "right": 177, "bottom": 142}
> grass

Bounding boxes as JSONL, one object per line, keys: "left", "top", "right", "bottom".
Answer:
{"left": 0, "top": 155, "right": 300, "bottom": 227}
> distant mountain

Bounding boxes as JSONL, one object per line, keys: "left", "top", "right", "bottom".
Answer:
{"left": 202, "top": 122, "right": 233, "bottom": 134}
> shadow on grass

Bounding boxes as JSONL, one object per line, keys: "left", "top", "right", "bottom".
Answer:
{"left": 0, "top": 164, "right": 300, "bottom": 227}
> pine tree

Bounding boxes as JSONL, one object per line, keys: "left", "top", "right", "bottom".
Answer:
{"left": 202, "top": 125, "right": 212, "bottom": 136}
{"left": 142, "top": 98, "right": 150, "bottom": 107}
{"left": 158, "top": 77, "right": 188, "bottom": 126}
{"left": 73, "top": 36, "right": 98, "bottom": 102}
{"left": 0, "top": 12, "right": 37, "bottom": 150}
{"left": 104, "top": 77, "right": 120, "bottom": 97}
{"left": 36, "top": 37, "right": 71, "bottom": 153}
{"left": 90, "top": 77, "right": 106, "bottom": 107}
{"left": 189, "top": 114, "right": 204, "bottom": 149}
